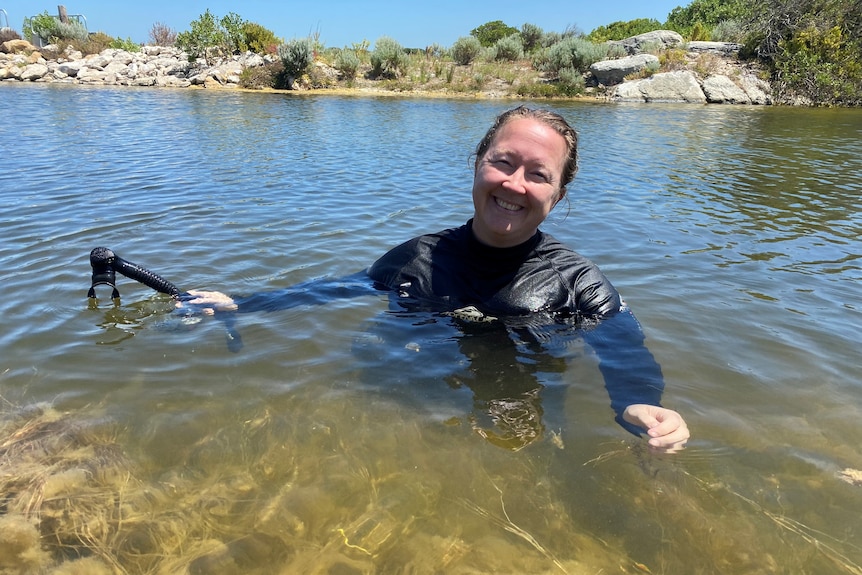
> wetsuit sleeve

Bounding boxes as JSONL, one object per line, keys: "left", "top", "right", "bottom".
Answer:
{"left": 572, "top": 264, "right": 623, "bottom": 317}
{"left": 231, "top": 272, "right": 379, "bottom": 313}
{"left": 582, "top": 306, "right": 665, "bottom": 435}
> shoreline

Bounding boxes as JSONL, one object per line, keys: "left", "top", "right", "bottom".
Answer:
{"left": 1, "top": 38, "right": 772, "bottom": 105}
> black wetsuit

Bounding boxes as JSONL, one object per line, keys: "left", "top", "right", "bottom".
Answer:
{"left": 367, "top": 219, "right": 664, "bottom": 439}
{"left": 231, "top": 219, "right": 664, "bottom": 442}
{"left": 368, "top": 219, "right": 621, "bottom": 319}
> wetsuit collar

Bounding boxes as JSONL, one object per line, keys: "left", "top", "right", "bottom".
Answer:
{"left": 465, "top": 218, "right": 542, "bottom": 263}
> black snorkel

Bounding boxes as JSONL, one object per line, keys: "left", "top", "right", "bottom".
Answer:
{"left": 87, "top": 247, "right": 242, "bottom": 351}
{"left": 88, "top": 247, "right": 181, "bottom": 300}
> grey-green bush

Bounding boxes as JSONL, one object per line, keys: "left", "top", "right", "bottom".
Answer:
{"left": 334, "top": 49, "right": 361, "bottom": 79}
{"left": 520, "top": 23, "right": 544, "bottom": 53}
{"left": 278, "top": 38, "right": 314, "bottom": 86}
{"left": 450, "top": 36, "right": 482, "bottom": 65}
{"left": 53, "top": 20, "right": 88, "bottom": 42}
{"left": 711, "top": 19, "right": 746, "bottom": 42}
{"left": 493, "top": 34, "right": 524, "bottom": 61}
{"left": 557, "top": 66, "right": 586, "bottom": 95}
{"left": 370, "top": 36, "right": 408, "bottom": 78}
{"left": 543, "top": 36, "right": 608, "bottom": 76}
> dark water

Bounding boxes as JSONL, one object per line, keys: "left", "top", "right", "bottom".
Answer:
{"left": 1, "top": 83, "right": 861, "bottom": 574}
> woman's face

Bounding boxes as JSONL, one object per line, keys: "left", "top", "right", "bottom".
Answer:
{"left": 471, "top": 117, "right": 568, "bottom": 248}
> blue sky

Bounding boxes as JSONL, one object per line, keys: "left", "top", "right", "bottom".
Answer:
{"left": 2, "top": 1, "right": 686, "bottom": 48}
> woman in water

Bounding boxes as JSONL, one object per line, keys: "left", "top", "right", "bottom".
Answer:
{"left": 186, "top": 106, "right": 690, "bottom": 451}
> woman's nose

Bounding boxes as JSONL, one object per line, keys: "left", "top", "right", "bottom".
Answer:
{"left": 502, "top": 166, "right": 527, "bottom": 192}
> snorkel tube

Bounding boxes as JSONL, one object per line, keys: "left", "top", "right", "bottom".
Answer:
{"left": 87, "top": 247, "right": 242, "bottom": 352}
{"left": 87, "top": 247, "right": 181, "bottom": 300}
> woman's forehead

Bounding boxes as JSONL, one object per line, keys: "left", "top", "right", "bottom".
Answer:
{"left": 489, "top": 119, "right": 567, "bottom": 161}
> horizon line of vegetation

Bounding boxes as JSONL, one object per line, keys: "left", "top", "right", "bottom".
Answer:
{"left": 3, "top": 0, "right": 859, "bottom": 106}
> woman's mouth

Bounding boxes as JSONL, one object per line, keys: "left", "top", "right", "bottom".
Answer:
{"left": 494, "top": 197, "right": 522, "bottom": 212}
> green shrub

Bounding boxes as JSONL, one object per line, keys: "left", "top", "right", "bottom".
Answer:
{"left": 773, "top": 24, "right": 862, "bottom": 106}
{"left": 334, "top": 49, "right": 361, "bottom": 80}
{"left": 520, "top": 23, "right": 543, "bottom": 53}
{"left": 665, "top": 0, "right": 749, "bottom": 38}
{"left": 493, "top": 34, "right": 523, "bottom": 61}
{"left": 176, "top": 9, "right": 225, "bottom": 64}
{"left": 450, "top": 36, "right": 481, "bottom": 65}
{"left": 514, "top": 81, "right": 560, "bottom": 98}
{"left": 588, "top": 18, "right": 662, "bottom": 42}
{"left": 370, "top": 36, "right": 407, "bottom": 78}
{"left": 541, "top": 36, "right": 607, "bottom": 76}
{"left": 110, "top": 36, "right": 140, "bottom": 52}
{"left": 23, "top": 11, "right": 58, "bottom": 42}
{"left": 240, "top": 60, "right": 281, "bottom": 89}
{"left": 470, "top": 20, "right": 519, "bottom": 47}
{"left": 557, "top": 67, "right": 585, "bottom": 94}
{"left": 606, "top": 43, "right": 627, "bottom": 59}
{"left": 220, "top": 12, "right": 247, "bottom": 53}
{"left": 689, "top": 21, "right": 712, "bottom": 41}
{"left": 277, "top": 38, "right": 313, "bottom": 87}
{"left": 243, "top": 22, "right": 279, "bottom": 54}
{"left": 539, "top": 31, "right": 564, "bottom": 48}
{"left": 710, "top": 19, "right": 746, "bottom": 43}
{"left": 638, "top": 40, "right": 666, "bottom": 55}
{"left": 659, "top": 48, "right": 688, "bottom": 71}
{"left": 53, "top": 20, "right": 88, "bottom": 42}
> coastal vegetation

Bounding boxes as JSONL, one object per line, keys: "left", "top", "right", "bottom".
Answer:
{"left": 3, "top": 0, "right": 859, "bottom": 105}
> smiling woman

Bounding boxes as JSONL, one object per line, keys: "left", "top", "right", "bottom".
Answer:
{"left": 470, "top": 107, "right": 576, "bottom": 247}
{"left": 185, "top": 105, "right": 690, "bottom": 450}
{"left": 366, "top": 105, "right": 689, "bottom": 450}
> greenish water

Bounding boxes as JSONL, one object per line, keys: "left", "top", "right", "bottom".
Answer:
{"left": 1, "top": 83, "right": 861, "bottom": 574}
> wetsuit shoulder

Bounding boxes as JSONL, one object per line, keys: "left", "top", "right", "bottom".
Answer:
{"left": 368, "top": 225, "right": 466, "bottom": 291}
{"left": 532, "top": 232, "right": 622, "bottom": 317}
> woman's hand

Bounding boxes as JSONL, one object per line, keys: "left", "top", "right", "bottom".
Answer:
{"left": 176, "top": 289, "right": 238, "bottom": 315}
{"left": 623, "top": 404, "right": 689, "bottom": 452}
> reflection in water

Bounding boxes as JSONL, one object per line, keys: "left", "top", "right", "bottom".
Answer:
{"left": 1, "top": 85, "right": 862, "bottom": 573}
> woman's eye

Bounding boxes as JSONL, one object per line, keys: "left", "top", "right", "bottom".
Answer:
{"left": 531, "top": 171, "right": 550, "bottom": 183}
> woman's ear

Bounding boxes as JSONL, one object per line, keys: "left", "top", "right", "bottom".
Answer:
{"left": 554, "top": 186, "right": 567, "bottom": 207}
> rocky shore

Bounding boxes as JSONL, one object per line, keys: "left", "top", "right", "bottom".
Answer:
{"left": 0, "top": 30, "right": 772, "bottom": 105}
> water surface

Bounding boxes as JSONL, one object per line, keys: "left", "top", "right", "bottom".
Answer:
{"left": 1, "top": 83, "right": 861, "bottom": 574}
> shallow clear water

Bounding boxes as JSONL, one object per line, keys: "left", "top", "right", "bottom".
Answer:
{"left": 1, "top": 83, "right": 861, "bottom": 574}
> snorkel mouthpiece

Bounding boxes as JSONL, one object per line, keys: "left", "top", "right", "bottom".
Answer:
{"left": 88, "top": 247, "right": 119, "bottom": 299}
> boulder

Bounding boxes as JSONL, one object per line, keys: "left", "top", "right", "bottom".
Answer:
{"left": 612, "top": 70, "right": 706, "bottom": 103}
{"left": 210, "top": 62, "right": 244, "bottom": 84}
{"left": 1, "top": 39, "right": 36, "bottom": 54}
{"left": 739, "top": 74, "right": 772, "bottom": 105}
{"left": 612, "top": 30, "right": 684, "bottom": 55}
{"left": 590, "top": 54, "right": 659, "bottom": 86}
{"left": 702, "top": 75, "right": 750, "bottom": 104}
{"left": 84, "top": 53, "right": 111, "bottom": 69}
{"left": 20, "top": 63, "right": 49, "bottom": 81}
{"left": 687, "top": 41, "right": 743, "bottom": 55}
{"left": 75, "top": 67, "right": 105, "bottom": 82}
{"left": 57, "top": 61, "right": 83, "bottom": 77}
